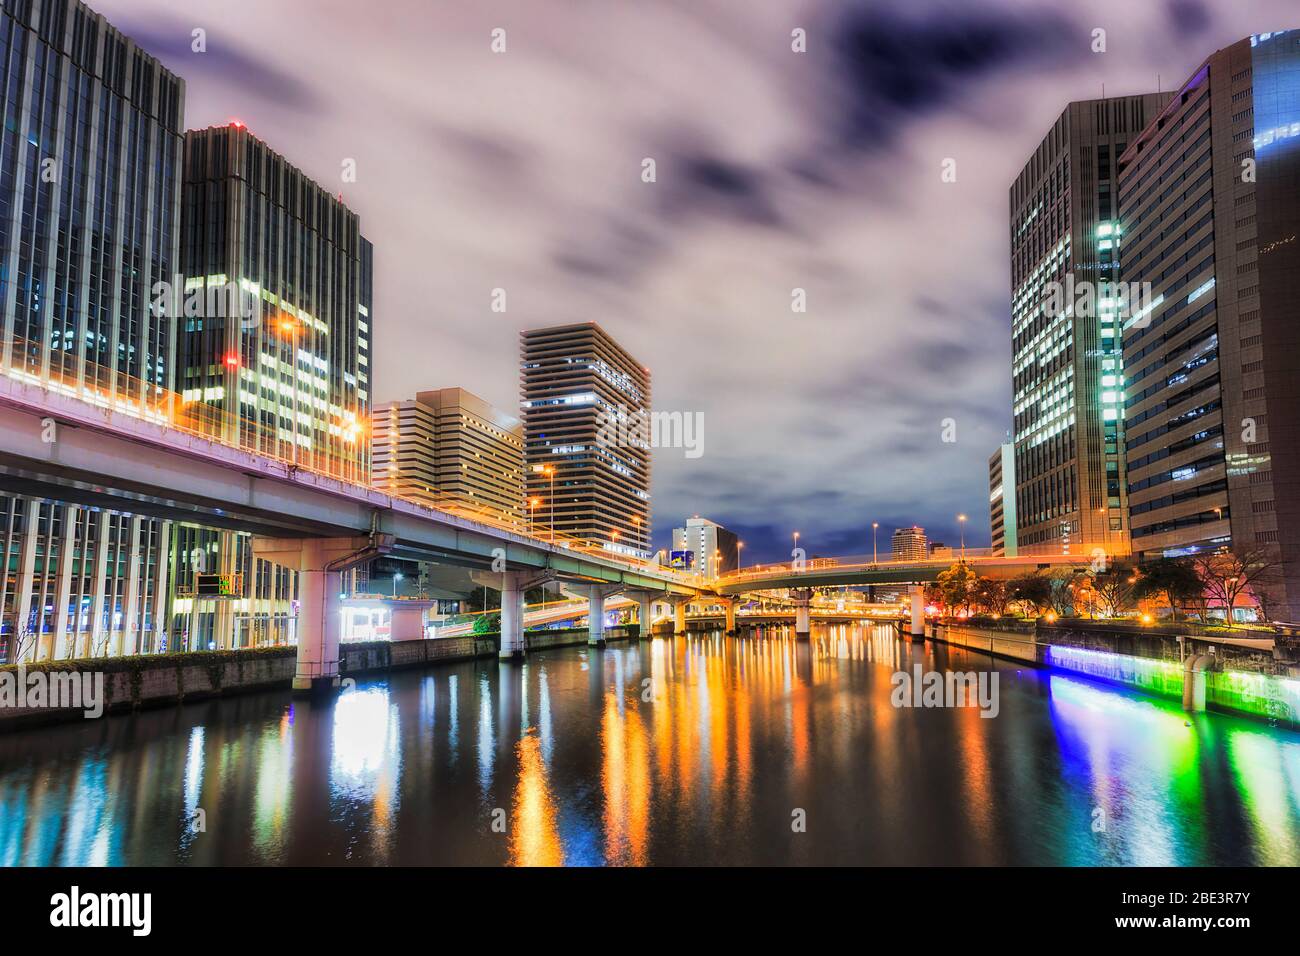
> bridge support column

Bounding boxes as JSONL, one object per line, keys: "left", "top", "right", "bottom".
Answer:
{"left": 909, "top": 585, "right": 926, "bottom": 642}
{"left": 389, "top": 604, "right": 427, "bottom": 642}
{"left": 252, "top": 535, "right": 391, "bottom": 695}
{"left": 585, "top": 584, "right": 623, "bottom": 646}
{"left": 635, "top": 591, "right": 654, "bottom": 639}
{"left": 499, "top": 572, "right": 526, "bottom": 659}
{"left": 724, "top": 598, "right": 737, "bottom": 635}
{"left": 793, "top": 589, "right": 811, "bottom": 640}
{"left": 674, "top": 598, "right": 688, "bottom": 635}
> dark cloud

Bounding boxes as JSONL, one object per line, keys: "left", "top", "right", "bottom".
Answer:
{"left": 1166, "top": 0, "right": 1213, "bottom": 37}
{"left": 828, "top": 2, "right": 1083, "bottom": 149}
{"left": 113, "top": 18, "right": 324, "bottom": 113}
{"left": 658, "top": 151, "right": 785, "bottom": 228}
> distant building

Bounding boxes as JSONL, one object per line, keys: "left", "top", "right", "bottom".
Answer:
{"left": 931, "top": 543, "right": 953, "bottom": 559}
{"left": 372, "top": 388, "right": 525, "bottom": 528}
{"left": 989, "top": 443, "right": 1018, "bottom": 557}
{"left": 672, "top": 517, "right": 738, "bottom": 577}
{"left": 892, "top": 526, "right": 928, "bottom": 562}
{"left": 520, "top": 323, "right": 651, "bottom": 556}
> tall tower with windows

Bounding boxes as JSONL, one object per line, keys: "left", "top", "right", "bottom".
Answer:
{"left": 1009, "top": 94, "right": 1170, "bottom": 556}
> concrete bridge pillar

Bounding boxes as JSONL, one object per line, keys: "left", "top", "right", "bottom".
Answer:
{"left": 586, "top": 584, "right": 622, "bottom": 646}
{"left": 635, "top": 591, "right": 654, "bottom": 639}
{"left": 724, "top": 598, "right": 738, "bottom": 635}
{"left": 909, "top": 585, "right": 926, "bottom": 642}
{"left": 499, "top": 571, "right": 526, "bottom": 659}
{"left": 253, "top": 535, "right": 390, "bottom": 695}
{"left": 674, "top": 598, "right": 688, "bottom": 635}
{"left": 792, "top": 589, "right": 811, "bottom": 640}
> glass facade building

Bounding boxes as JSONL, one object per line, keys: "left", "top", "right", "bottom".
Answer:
{"left": 1009, "top": 94, "right": 1171, "bottom": 557}
{"left": 180, "top": 124, "right": 373, "bottom": 485}
{"left": 0, "top": 0, "right": 185, "bottom": 660}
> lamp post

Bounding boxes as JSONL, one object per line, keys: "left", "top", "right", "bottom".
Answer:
{"left": 957, "top": 514, "right": 967, "bottom": 561}
{"left": 528, "top": 497, "right": 540, "bottom": 536}
{"left": 737, "top": 541, "right": 744, "bottom": 572}
{"left": 392, "top": 572, "right": 403, "bottom": 598}
{"left": 872, "top": 522, "right": 879, "bottom": 564}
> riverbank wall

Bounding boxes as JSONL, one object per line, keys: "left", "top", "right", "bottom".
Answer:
{"left": 931, "top": 619, "right": 1300, "bottom": 729}
{"left": 0, "top": 624, "right": 640, "bottom": 731}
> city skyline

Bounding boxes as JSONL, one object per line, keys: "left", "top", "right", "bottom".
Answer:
{"left": 85, "top": 0, "right": 1298, "bottom": 562}
{"left": 2, "top": 0, "right": 1300, "bottom": 900}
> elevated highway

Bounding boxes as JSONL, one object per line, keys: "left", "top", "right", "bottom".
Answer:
{"left": 0, "top": 373, "right": 703, "bottom": 689}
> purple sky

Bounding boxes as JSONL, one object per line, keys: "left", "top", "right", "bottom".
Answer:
{"left": 98, "top": 0, "right": 1292, "bottom": 562}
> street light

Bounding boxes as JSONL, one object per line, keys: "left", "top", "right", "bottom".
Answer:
{"left": 737, "top": 541, "right": 744, "bottom": 571}
{"left": 957, "top": 514, "right": 967, "bottom": 561}
{"left": 392, "top": 571, "right": 403, "bottom": 598}
{"left": 872, "top": 522, "right": 879, "bottom": 564}
{"left": 528, "top": 497, "right": 540, "bottom": 535}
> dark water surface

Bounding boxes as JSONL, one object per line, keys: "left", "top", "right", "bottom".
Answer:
{"left": 1, "top": 626, "right": 1298, "bottom": 865}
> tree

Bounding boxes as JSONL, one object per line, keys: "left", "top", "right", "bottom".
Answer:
{"left": 972, "top": 576, "right": 1009, "bottom": 616}
{"left": 472, "top": 611, "right": 500, "bottom": 634}
{"left": 1046, "top": 568, "right": 1082, "bottom": 616}
{"left": 1192, "top": 546, "right": 1282, "bottom": 626}
{"left": 936, "top": 563, "right": 977, "bottom": 616}
{"left": 1092, "top": 561, "right": 1138, "bottom": 618}
{"left": 1132, "top": 558, "right": 1202, "bottom": 622}
{"left": 1007, "top": 573, "right": 1051, "bottom": 615}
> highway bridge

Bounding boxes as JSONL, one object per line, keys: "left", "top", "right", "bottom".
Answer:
{"left": 0, "top": 373, "right": 703, "bottom": 690}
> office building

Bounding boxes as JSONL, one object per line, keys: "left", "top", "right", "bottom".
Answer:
{"left": 372, "top": 387, "right": 525, "bottom": 528}
{"left": 1117, "top": 32, "right": 1300, "bottom": 618}
{"left": 892, "top": 526, "right": 927, "bottom": 562}
{"left": 1010, "top": 93, "right": 1171, "bottom": 557}
{"left": 0, "top": 0, "right": 186, "bottom": 661}
{"left": 989, "top": 442, "right": 1018, "bottom": 557}
{"left": 671, "top": 516, "right": 739, "bottom": 577}
{"left": 520, "top": 323, "right": 650, "bottom": 556}
{"left": 179, "top": 124, "right": 373, "bottom": 485}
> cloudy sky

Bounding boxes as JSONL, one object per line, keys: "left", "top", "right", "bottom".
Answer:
{"left": 99, "top": 0, "right": 1291, "bottom": 562}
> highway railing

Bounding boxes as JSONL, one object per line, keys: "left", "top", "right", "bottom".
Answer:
{"left": 1, "top": 343, "right": 696, "bottom": 585}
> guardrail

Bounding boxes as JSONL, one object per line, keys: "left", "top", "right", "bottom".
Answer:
{"left": 2, "top": 342, "right": 697, "bottom": 585}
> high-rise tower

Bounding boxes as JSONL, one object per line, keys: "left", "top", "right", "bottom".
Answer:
{"left": 520, "top": 323, "right": 650, "bottom": 555}
{"left": 1117, "top": 32, "right": 1300, "bottom": 618}
{"left": 1009, "top": 94, "right": 1171, "bottom": 557}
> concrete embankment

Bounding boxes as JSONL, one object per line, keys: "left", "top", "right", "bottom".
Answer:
{"left": 0, "top": 624, "right": 639, "bottom": 731}
{"left": 932, "top": 619, "right": 1300, "bottom": 728}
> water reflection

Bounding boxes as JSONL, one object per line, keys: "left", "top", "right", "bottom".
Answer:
{"left": 0, "top": 626, "right": 1297, "bottom": 866}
